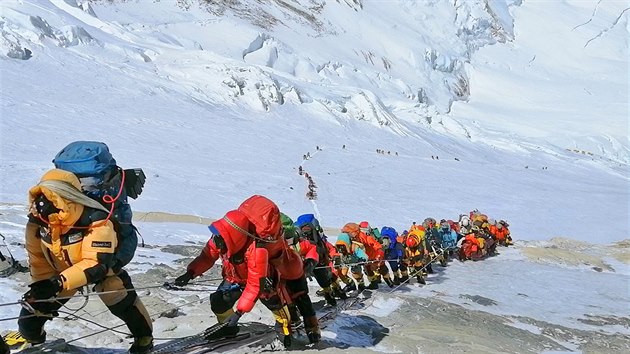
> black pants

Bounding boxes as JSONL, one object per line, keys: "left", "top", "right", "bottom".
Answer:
{"left": 312, "top": 266, "right": 332, "bottom": 289}
{"left": 285, "top": 276, "right": 315, "bottom": 318}
{"left": 210, "top": 280, "right": 288, "bottom": 314}
{"left": 18, "top": 270, "right": 152, "bottom": 341}
{"left": 210, "top": 276, "right": 315, "bottom": 319}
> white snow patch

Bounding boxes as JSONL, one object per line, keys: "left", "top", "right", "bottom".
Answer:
{"left": 507, "top": 319, "right": 542, "bottom": 335}
{"left": 358, "top": 295, "right": 403, "bottom": 318}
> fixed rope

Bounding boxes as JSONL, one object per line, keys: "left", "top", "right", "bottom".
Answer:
{"left": 313, "top": 258, "right": 402, "bottom": 270}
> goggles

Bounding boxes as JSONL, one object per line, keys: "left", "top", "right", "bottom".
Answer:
{"left": 32, "top": 194, "right": 60, "bottom": 220}
{"left": 208, "top": 225, "right": 227, "bottom": 253}
{"left": 300, "top": 225, "right": 314, "bottom": 238}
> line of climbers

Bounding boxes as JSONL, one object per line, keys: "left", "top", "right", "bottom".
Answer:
{"left": 298, "top": 167, "right": 318, "bottom": 200}
{"left": 0, "top": 140, "right": 328, "bottom": 353}
{"left": 376, "top": 149, "right": 398, "bottom": 156}
{"left": 457, "top": 211, "right": 513, "bottom": 261}
{"left": 271, "top": 212, "right": 514, "bottom": 300}
{"left": 1, "top": 140, "right": 515, "bottom": 354}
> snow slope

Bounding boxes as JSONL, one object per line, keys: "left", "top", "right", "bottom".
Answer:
{"left": 451, "top": 0, "right": 629, "bottom": 161}
{"left": 1, "top": 206, "right": 628, "bottom": 353}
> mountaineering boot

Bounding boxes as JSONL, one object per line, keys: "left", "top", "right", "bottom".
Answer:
{"left": 399, "top": 275, "right": 409, "bottom": 284}
{"left": 272, "top": 306, "right": 293, "bottom": 348}
{"left": 315, "top": 288, "right": 325, "bottom": 297}
{"left": 4, "top": 330, "right": 40, "bottom": 348}
{"left": 427, "top": 263, "right": 434, "bottom": 274}
{"left": 304, "top": 316, "right": 321, "bottom": 344}
{"left": 129, "top": 336, "right": 153, "bottom": 354}
{"left": 343, "top": 282, "right": 357, "bottom": 293}
{"left": 332, "top": 287, "right": 348, "bottom": 300}
{"left": 366, "top": 274, "right": 381, "bottom": 290}
{"left": 1, "top": 336, "right": 8, "bottom": 354}
{"left": 416, "top": 274, "right": 426, "bottom": 285}
{"left": 274, "top": 322, "right": 292, "bottom": 348}
{"left": 357, "top": 281, "right": 367, "bottom": 292}
{"left": 207, "top": 308, "right": 240, "bottom": 340}
{"left": 205, "top": 326, "right": 240, "bottom": 341}
{"left": 3, "top": 331, "right": 33, "bottom": 353}
{"left": 323, "top": 291, "right": 337, "bottom": 307}
{"left": 352, "top": 273, "right": 365, "bottom": 291}
{"left": 441, "top": 252, "right": 449, "bottom": 266}
{"left": 384, "top": 277, "right": 395, "bottom": 288}
{"left": 393, "top": 275, "right": 401, "bottom": 286}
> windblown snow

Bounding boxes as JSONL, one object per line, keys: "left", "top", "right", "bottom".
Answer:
{"left": 0, "top": 0, "right": 628, "bottom": 353}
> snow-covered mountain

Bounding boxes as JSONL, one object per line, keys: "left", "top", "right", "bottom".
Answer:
{"left": 0, "top": 0, "right": 628, "bottom": 353}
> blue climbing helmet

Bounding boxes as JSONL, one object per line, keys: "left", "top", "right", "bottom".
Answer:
{"left": 295, "top": 213, "right": 325, "bottom": 242}
{"left": 380, "top": 226, "right": 398, "bottom": 250}
{"left": 295, "top": 214, "right": 320, "bottom": 229}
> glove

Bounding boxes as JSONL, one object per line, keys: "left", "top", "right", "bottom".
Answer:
{"left": 174, "top": 270, "right": 194, "bottom": 286}
{"left": 332, "top": 255, "right": 342, "bottom": 267}
{"left": 26, "top": 301, "right": 60, "bottom": 316}
{"left": 304, "top": 259, "right": 317, "bottom": 279}
{"left": 25, "top": 276, "right": 63, "bottom": 301}
{"left": 226, "top": 311, "right": 242, "bottom": 327}
{"left": 111, "top": 259, "right": 124, "bottom": 274}
{"left": 123, "top": 168, "right": 146, "bottom": 200}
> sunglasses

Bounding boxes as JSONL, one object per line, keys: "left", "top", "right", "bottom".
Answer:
{"left": 33, "top": 194, "right": 60, "bottom": 219}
